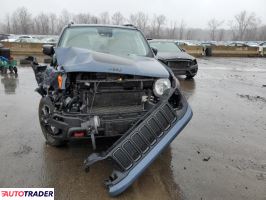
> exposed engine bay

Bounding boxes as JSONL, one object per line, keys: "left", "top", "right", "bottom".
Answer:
{"left": 31, "top": 57, "right": 180, "bottom": 147}
{"left": 29, "top": 47, "right": 183, "bottom": 148}
{"left": 39, "top": 70, "right": 160, "bottom": 138}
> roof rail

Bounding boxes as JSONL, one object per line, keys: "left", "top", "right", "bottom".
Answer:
{"left": 67, "top": 21, "right": 74, "bottom": 28}
{"left": 123, "top": 24, "right": 137, "bottom": 29}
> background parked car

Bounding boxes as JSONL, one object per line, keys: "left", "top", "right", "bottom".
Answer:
{"left": 14, "top": 38, "right": 41, "bottom": 43}
{"left": 176, "top": 40, "right": 201, "bottom": 46}
{"left": 149, "top": 40, "right": 198, "bottom": 79}
{"left": 0, "top": 34, "right": 9, "bottom": 41}
{"left": 41, "top": 37, "right": 58, "bottom": 44}
{"left": 200, "top": 41, "right": 217, "bottom": 46}
{"left": 245, "top": 41, "right": 260, "bottom": 47}
{"left": 259, "top": 41, "right": 266, "bottom": 47}
{"left": 226, "top": 42, "right": 249, "bottom": 47}
{"left": 0, "top": 34, "right": 18, "bottom": 42}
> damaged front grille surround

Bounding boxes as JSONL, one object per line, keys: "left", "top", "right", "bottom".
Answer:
{"left": 167, "top": 59, "right": 196, "bottom": 69}
{"left": 83, "top": 89, "right": 191, "bottom": 196}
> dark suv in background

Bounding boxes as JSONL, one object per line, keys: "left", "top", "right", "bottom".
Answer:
{"left": 149, "top": 40, "right": 198, "bottom": 79}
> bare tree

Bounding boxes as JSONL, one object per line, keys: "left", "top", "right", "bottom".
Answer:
{"left": 129, "top": 14, "right": 137, "bottom": 25}
{"left": 73, "top": 13, "right": 90, "bottom": 24}
{"left": 90, "top": 15, "right": 99, "bottom": 24}
{"left": 0, "top": 7, "right": 264, "bottom": 41}
{"left": 11, "top": 7, "right": 32, "bottom": 34}
{"left": 111, "top": 12, "right": 125, "bottom": 25}
{"left": 167, "top": 21, "right": 177, "bottom": 39}
{"left": 4, "top": 14, "right": 12, "bottom": 33}
{"left": 129, "top": 12, "right": 149, "bottom": 33}
{"left": 137, "top": 12, "right": 149, "bottom": 33}
{"left": 0, "top": 14, "right": 12, "bottom": 34}
{"left": 179, "top": 20, "right": 186, "bottom": 39}
{"left": 148, "top": 15, "right": 156, "bottom": 38}
{"left": 156, "top": 15, "right": 166, "bottom": 37}
{"left": 208, "top": 18, "right": 224, "bottom": 40}
{"left": 149, "top": 14, "right": 166, "bottom": 38}
{"left": 99, "top": 12, "right": 110, "bottom": 24}
{"left": 33, "top": 13, "right": 50, "bottom": 34}
{"left": 245, "top": 17, "right": 261, "bottom": 41}
{"left": 49, "top": 13, "right": 58, "bottom": 34}
{"left": 217, "top": 28, "right": 225, "bottom": 41}
{"left": 57, "top": 10, "right": 72, "bottom": 32}
{"left": 229, "top": 10, "right": 258, "bottom": 40}
{"left": 186, "top": 29, "right": 194, "bottom": 40}
{"left": 258, "top": 25, "right": 266, "bottom": 40}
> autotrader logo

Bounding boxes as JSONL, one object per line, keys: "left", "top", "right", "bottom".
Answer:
{"left": 0, "top": 188, "right": 54, "bottom": 200}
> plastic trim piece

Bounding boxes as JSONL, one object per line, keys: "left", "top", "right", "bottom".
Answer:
{"left": 108, "top": 105, "right": 192, "bottom": 196}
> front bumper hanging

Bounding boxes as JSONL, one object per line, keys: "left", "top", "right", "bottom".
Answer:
{"left": 84, "top": 92, "right": 193, "bottom": 196}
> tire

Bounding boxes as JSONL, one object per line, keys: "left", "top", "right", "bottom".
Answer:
{"left": 13, "top": 67, "right": 18, "bottom": 74}
{"left": 186, "top": 74, "right": 196, "bottom": 79}
{"left": 38, "top": 97, "right": 67, "bottom": 147}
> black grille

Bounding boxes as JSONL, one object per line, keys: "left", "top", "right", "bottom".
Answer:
{"left": 168, "top": 60, "right": 192, "bottom": 69}
{"left": 156, "top": 111, "right": 169, "bottom": 129}
{"left": 123, "top": 141, "right": 141, "bottom": 161}
{"left": 86, "top": 91, "right": 144, "bottom": 107}
{"left": 148, "top": 118, "right": 163, "bottom": 137}
{"left": 110, "top": 103, "right": 177, "bottom": 171}
{"left": 140, "top": 125, "right": 156, "bottom": 145}
{"left": 162, "top": 104, "right": 176, "bottom": 123}
{"left": 113, "top": 149, "right": 132, "bottom": 169}
{"left": 132, "top": 132, "right": 149, "bottom": 153}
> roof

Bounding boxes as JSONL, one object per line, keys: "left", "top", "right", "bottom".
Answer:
{"left": 148, "top": 39, "right": 176, "bottom": 43}
{"left": 66, "top": 24, "right": 138, "bottom": 30}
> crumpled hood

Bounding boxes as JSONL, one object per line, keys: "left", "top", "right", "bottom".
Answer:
{"left": 157, "top": 52, "right": 195, "bottom": 61}
{"left": 55, "top": 47, "right": 169, "bottom": 78}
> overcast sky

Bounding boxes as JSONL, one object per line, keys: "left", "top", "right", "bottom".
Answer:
{"left": 1, "top": 0, "right": 265, "bottom": 28}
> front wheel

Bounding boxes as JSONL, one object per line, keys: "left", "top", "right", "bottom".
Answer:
{"left": 186, "top": 74, "right": 196, "bottom": 79}
{"left": 12, "top": 66, "right": 18, "bottom": 74}
{"left": 38, "top": 97, "right": 67, "bottom": 147}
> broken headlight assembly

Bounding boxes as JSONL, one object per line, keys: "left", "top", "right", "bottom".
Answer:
{"left": 153, "top": 78, "right": 171, "bottom": 97}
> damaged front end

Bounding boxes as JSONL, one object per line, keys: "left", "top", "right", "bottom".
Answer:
{"left": 84, "top": 88, "right": 192, "bottom": 196}
{"left": 30, "top": 47, "right": 192, "bottom": 196}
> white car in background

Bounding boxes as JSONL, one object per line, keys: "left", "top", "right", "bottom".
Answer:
{"left": 41, "top": 37, "right": 58, "bottom": 44}
{"left": 0, "top": 34, "right": 18, "bottom": 42}
{"left": 14, "top": 37, "right": 41, "bottom": 43}
{"left": 259, "top": 42, "right": 266, "bottom": 47}
{"left": 245, "top": 41, "right": 260, "bottom": 47}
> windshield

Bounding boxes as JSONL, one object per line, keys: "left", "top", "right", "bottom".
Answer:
{"left": 149, "top": 42, "right": 182, "bottom": 53}
{"left": 58, "top": 26, "right": 151, "bottom": 57}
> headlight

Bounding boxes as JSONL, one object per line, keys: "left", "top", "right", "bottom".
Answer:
{"left": 153, "top": 78, "right": 171, "bottom": 97}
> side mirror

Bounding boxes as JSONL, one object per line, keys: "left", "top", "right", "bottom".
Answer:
{"left": 181, "top": 48, "right": 186, "bottom": 52}
{"left": 151, "top": 47, "right": 158, "bottom": 55}
{"left": 43, "top": 44, "right": 54, "bottom": 56}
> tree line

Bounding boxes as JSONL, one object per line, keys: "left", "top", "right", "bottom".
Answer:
{"left": 0, "top": 7, "right": 265, "bottom": 41}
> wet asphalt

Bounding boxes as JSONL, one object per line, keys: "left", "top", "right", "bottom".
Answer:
{"left": 0, "top": 57, "right": 266, "bottom": 200}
